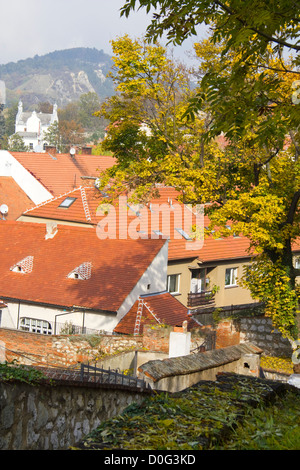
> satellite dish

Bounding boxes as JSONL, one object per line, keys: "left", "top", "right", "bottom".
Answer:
{"left": 70, "top": 147, "right": 76, "bottom": 156}
{"left": 0, "top": 204, "right": 8, "bottom": 215}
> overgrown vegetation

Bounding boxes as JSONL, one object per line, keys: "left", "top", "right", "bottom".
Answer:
{"left": 0, "top": 361, "right": 47, "bottom": 385}
{"left": 260, "top": 355, "right": 294, "bottom": 375}
{"left": 77, "top": 374, "right": 300, "bottom": 450}
{"left": 213, "top": 390, "right": 300, "bottom": 450}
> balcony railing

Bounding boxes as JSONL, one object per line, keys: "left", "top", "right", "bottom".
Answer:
{"left": 187, "top": 291, "right": 216, "bottom": 308}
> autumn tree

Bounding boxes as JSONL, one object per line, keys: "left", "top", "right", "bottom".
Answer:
{"left": 43, "top": 120, "right": 85, "bottom": 153}
{"left": 117, "top": 1, "right": 300, "bottom": 341}
{"left": 96, "top": 35, "right": 213, "bottom": 201}
{"left": 121, "top": 1, "right": 300, "bottom": 65}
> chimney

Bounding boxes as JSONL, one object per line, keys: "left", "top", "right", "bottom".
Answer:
{"left": 82, "top": 146, "right": 92, "bottom": 155}
{"left": 45, "top": 222, "right": 58, "bottom": 240}
{"left": 45, "top": 145, "right": 57, "bottom": 156}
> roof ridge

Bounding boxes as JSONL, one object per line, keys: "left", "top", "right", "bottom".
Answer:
{"left": 80, "top": 186, "right": 92, "bottom": 222}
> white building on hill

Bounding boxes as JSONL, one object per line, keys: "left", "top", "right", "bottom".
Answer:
{"left": 15, "top": 101, "right": 58, "bottom": 151}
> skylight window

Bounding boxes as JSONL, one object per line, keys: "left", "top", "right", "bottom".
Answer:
{"left": 175, "top": 228, "right": 192, "bottom": 240}
{"left": 153, "top": 230, "right": 164, "bottom": 236}
{"left": 59, "top": 197, "right": 77, "bottom": 208}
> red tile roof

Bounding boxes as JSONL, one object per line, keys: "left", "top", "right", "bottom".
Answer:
{"left": 22, "top": 185, "right": 253, "bottom": 263}
{"left": 114, "top": 292, "right": 200, "bottom": 335}
{"left": 10, "top": 151, "right": 115, "bottom": 197}
{"left": 0, "top": 220, "right": 166, "bottom": 312}
{"left": 23, "top": 186, "right": 101, "bottom": 224}
{"left": 0, "top": 177, "right": 34, "bottom": 220}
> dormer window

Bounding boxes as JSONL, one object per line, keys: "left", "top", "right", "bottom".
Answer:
{"left": 67, "top": 262, "right": 92, "bottom": 280}
{"left": 59, "top": 197, "right": 77, "bottom": 208}
{"left": 10, "top": 256, "right": 34, "bottom": 274}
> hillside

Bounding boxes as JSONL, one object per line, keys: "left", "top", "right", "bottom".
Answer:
{"left": 0, "top": 48, "right": 114, "bottom": 108}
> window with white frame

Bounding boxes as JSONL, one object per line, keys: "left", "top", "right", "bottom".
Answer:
{"left": 167, "top": 274, "right": 180, "bottom": 294}
{"left": 20, "top": 317, "right": 52, "bottom": 335}
{"left": 295, "top": 257, "right": 300, "bottom": 269}
{"left": 225, "top": 267, "right": 238, "bottom": 287}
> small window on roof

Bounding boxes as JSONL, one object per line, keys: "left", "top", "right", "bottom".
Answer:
{"left": 59, "top": 197, "right": 77, "bottom": 208}
{"left": 175, "top": 228, "right": 192, "bottom": 240}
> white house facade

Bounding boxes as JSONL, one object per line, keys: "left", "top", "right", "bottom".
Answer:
{"left": 0, "top": 221, "right": 168, "bottom": 335}
{"left": 14, "top": 101, "right": 58, "bottom": 151}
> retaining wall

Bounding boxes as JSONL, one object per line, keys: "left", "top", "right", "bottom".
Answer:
{"left": 0, "top": 379, "right": 150, "bottom": 450}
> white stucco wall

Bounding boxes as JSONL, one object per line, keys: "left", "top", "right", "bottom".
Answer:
{"left": 115, "top": 240, "right": 169, "bottom": 324}
{"left": 0, "top": 302, "right": 116, "bottom": 335}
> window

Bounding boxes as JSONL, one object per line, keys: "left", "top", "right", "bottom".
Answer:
{"left": 59, "top": 197, "right": 77, "bottom": 208}
{"left": 225, "top": 268, "right": 238, "bottom": 287}
{"left": 295, "top": 257, "right": 300, "bottom": 269}
{"left": 10, "top": 256, "right": 34, "bottom": 274}
{"left": 20, "top": 317, "right": 52, "bottom": 335}
{"left": 175, "top": 228, "right": 192, "bottom": 240}
{"left": 67, "top": 262, "right": 92, "bottom": 280}
{"left": 167, "top": 274, "right": 180, "bottom": 294}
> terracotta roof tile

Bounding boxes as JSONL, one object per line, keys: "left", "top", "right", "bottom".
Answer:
{"left": 10, "top": 151, "right": 115, "bottom": 196}
{"left": 0, "top": 176, "right": 34, "bottom": 219}
{"left": 0, "top": 220, "right": 166, "bottom": 312}
{"left": 22, "top": 186, "right": 253, "bottom": 263}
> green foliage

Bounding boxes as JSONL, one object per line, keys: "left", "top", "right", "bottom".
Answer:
{"left": 0, "top": 361, "right": 47, "bottom": 385}
{"left": 97, "top": 30, "right": 300, "bottom": 339}
{"left": 213, "top": 390, "right": 300, "bottom": 450}
{"left": 79, "top": 374, "right": 300, "bottom": 450}
{"left": 121, "top": 1, "right": 300, "bottom": 70}
{"left": 7, "top": 133, "right": 29, "bottom": 151}
{"left": 241, "top": 256, "right": 299, "bottom": 339}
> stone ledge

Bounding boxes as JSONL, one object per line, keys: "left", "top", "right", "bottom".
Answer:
{"left": 138, "top": 343, "right": 263, "bottom": 382}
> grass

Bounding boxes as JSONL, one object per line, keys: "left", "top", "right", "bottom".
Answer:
{"left": 211, "top": 390, "right": 300, "bottom": 450}
{"left": 77, "top": 373, "right": 300, "bottom": 451}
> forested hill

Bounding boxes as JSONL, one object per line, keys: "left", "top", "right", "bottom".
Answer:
{"left": 0, "top": 48, "right": 114, "bottom": 108}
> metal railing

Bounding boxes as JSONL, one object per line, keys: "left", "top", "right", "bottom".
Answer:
{"left": 80, "top": 363, "right": 151, "bottom": 390}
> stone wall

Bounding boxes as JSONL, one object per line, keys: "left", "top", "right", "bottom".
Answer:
{"left": 0, "top": 379, "right": 150, "bottom": 450}
{"left": 212, "top": 317, "right": 292, "bottom": 357}
{"left": 238, "top": 316, "right": 292, "bottom": 357}
{"left": 138, "top": 342, "right": 263, "bottom": 392}
{"left": 0, "top": 328, "right": 143, "bottom": 367}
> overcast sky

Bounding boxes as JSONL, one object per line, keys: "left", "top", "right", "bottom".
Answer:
{"left": 1, "top": 0, "right": 206, "bottom": 65}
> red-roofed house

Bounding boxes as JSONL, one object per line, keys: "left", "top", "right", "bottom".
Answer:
{"left": 0, "top": 221, "right": 169, "bottom": 335}
{"left": 0, "top": 149, "right": 115, "bottom": 206}
{"left": 114, "top": 292, "right": 201, "bottom": 335}
{"left": 18, "top": 185, "right": 269, "bottom": 313}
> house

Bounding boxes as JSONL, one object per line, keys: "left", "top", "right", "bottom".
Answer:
{"left": 114, "top": 291, "right": 200, "bottom": 335}
{"left": 14, "top": 101, "right": 58, "bottom": 151}
{"left": 0, "top": 149, "right": 115, "bottom": 205}
{"left": 0, "top": 220, "right": 170, "bottom": 335}
{"left": 18, "top": 185, "right": 268, "bottom": 313}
